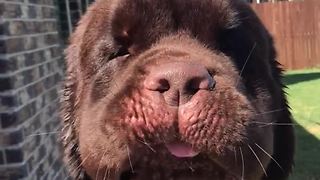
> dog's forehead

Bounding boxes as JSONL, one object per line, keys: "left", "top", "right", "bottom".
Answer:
{"left": 110, "top": 0, "right": 239, "bottom": 43}
{"left": 113, "top": 0, "right": 238, "bottom": 28}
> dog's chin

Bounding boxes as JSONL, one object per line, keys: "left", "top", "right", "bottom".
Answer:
{"left": 118, "top": 167, "right": 239, "bottom": 180}
{"left": 117, "top": 146, "right": 240, "bottom": 180}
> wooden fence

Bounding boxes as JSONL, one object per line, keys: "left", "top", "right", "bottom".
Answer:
{"left": 251, "top": 0, "right": 320, "bottom": 70}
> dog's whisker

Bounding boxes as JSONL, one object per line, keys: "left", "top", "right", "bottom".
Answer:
{"left": 27, "top": 131, "right": 61, "bottom": 137}
{"left": 255, "top": 143, "right": 284, "bottom": 172}
{"left": 77, "top": 155, "right": 90, "bottom": 171}
{"left": 236, "top": 42, "right": 257, "bottom": 86}
{"left": 103, "top": 166, "right": 112, "bottom": 180}
{"left": 127, "top": 145, "right": 135, "bottom": 173}
{"left": 63, "top": 161, "right": 80, "bottom": 180}
{"left": 234, "top": 147, "right": 238, "bottom": 165}
{"left": 137, "top": 139, "right": 156, "bottom": 153}
{"left": 96, "top": 150, "right": 108, "bottom": 180}
{"left": 185, "top": 162, "right": 195, "bottom": 172}
{"left": 250, "top": 121, "right": 298, "bottom": 127}
{"left": 65, "top": 154, "right": 90, "bottom": 180}
{"left": 255, "top": 108, "right": 286, "bottom": 116}
{"left": 102, "top": 168, "right": 110, "bottom": 180}
{"left": 248, "top": 144, "right": 267, "bottom": 177}
{"left": 239, "top": 147, "right": 245, "bottom": 180}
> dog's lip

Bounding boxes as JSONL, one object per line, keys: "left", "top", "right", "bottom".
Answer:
{"left": 165, "top": 141, "right": 200, "bottom": 158}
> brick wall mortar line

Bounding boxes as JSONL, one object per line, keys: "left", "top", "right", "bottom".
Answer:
{"left": 0, "top": 110, "right": 60, "bottom": 151}
{"left": 0, "top": 70, "right": 62, "bottom": 100}
{"left": 0, "top": 87, "right": 60, "bottom": 132}
{"left": 27, "top": 132, "right": 61, "bottom": 179}
{"left": 1, "top": 19, "right": 59, "bottom": 23}
{"left": 0, "top": 113, "right": 60, "bottom": 167}
{"left": 0, "top": 149, "right": 7, "bottom": 164}
{"left": 51, "top": 162, "right": 66, "bottom": 180}
{"left": 0, "top": 80, "right": 61, "bottom": 121}
{"left": 0, "top": 56, "right": 62, "bottom": 78}
{"left": 0, "top": 95, "right": 59, "bottom": 138}
{"left": 0, "top": 32, "right": 59, "bottom": 41}
{"left": 0, "top": 44, "right": 60, "bottom": 58}
{"left": 0, "top": 35, "right": 8, "bottom": 39}
{"left": 0, "top": 161, "right": 26, "bottom": 169}
{"left": 1, "top": 1, "right": 57, "bottom": 9}
{"left": 0, "top": 117, "right": 60, "bottom": 169}
{"left": 0, "top": 86, "right": 61, "bottom": 122}
{"left": 24, "top": 116, "right": 60, "bottom": 161}
{"left": 0, "top": 72, "right": 62, "bottom": 101}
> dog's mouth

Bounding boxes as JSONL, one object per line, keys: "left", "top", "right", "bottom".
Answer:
{"left": 165, "top": 141, "right": 200, "bottom": 158}
{"left": 117, "top": 141, "right": 232, "bottom": 180}
{"left": 117, "top": 141, "right": 200, "bottom": 180}
{"left": 117, "top": 152, "right": 239, "bottom": 180}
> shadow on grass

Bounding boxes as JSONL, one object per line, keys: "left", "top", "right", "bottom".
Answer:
{"left": 284, "top": 72, "right": 320, "bottom": 86}
{"left": 290, "top": 124, "right": 320, "bottom": 180}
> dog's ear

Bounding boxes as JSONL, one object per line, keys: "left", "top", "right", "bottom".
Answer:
{"left": 263, "top": 37, "right": 295, "bottom": 180}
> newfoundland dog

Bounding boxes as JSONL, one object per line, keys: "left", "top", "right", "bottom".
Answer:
{"left": 61, "top": 0, "right": 295, "bottom": 179}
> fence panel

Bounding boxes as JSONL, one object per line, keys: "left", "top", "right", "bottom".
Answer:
{"left": 251, "top": 0, "right": 320, "bottom": 70}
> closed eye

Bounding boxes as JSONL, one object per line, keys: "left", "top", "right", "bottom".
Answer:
{"left": 108, "top": 46, "right": 130, "bottom": 61}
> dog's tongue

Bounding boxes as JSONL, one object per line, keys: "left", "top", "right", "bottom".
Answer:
{"left": 166, "top": 142, "right": 199, "bottom": 158}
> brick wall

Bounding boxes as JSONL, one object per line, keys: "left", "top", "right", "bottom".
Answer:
{"left": 0, "top": 0, "right": 69, "bottom": 179}
{"left": 57, "top": 0, "right": 82, "bottom": 43}
{"left": 57, "top": 0, "right": 94, "bottom": 43}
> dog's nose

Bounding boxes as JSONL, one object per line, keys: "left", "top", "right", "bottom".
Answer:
{"left": 144, "top": 62, "right": 215, "bottom": 106}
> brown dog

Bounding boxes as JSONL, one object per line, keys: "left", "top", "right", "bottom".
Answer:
{"left": 61, "top": 0, "right": 295, "bottom": 179}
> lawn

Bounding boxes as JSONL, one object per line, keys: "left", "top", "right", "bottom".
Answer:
{"left": 283, "top": 68, "right": 320, "bottom": 180}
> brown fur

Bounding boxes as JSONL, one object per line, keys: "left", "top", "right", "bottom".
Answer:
{"left": 61, "top": 0, "right": 295, "bottom": 180}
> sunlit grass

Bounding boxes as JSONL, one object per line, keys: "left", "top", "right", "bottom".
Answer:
{"left": 283, "top": 68, "right": 320, "bottom": 180}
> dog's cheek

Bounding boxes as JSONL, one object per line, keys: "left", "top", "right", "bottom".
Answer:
{"left": 77, "top": 100, "right": 130, "bottom": 179}
{"left": 242, "top": 119, "right": 274, "bottom": 176}
{"left": 89, "top": 57, "right": 131, "bottom": 102}
{"left": 248, "top": 120, "right": 274, "bottom": 156}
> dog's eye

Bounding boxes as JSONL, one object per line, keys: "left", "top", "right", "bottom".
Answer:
{"left": 108, "top": 46, "right": 130, "bottom": 60}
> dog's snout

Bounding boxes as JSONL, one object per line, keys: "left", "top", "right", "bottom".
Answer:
{"left": 144, "top": 62, "right": 215, "bottom": 105}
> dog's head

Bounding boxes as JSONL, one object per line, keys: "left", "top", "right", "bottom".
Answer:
{"left": 61, "top": 0, "right": 295, "bottom": 179}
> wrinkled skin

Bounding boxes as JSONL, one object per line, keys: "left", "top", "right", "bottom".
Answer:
{"left": 61, "top": 0, "right": 295, "bottom": 180}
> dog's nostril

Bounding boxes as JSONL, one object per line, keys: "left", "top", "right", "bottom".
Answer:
{"left": 208, "top": 77, "right": 216, "bottom": 91}
{"left": 145, "top": 78, "right": 170, "bottom": 93}
{"left": 144, "top": 62, "right": 215, "bottom": 105}
{"left": 185, "top": 75, "right": 216, "bottom": 94}
{"left": 155, "top": 78, "right": 170, "bottom": 93}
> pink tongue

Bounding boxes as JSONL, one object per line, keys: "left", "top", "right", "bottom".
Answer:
{"left": 166, "top": 142, "right": 199, "bottom": 158}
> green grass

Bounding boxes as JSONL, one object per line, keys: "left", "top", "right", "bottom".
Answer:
{"left": 283, "top": 68, "right": 320, "bottom": 180}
